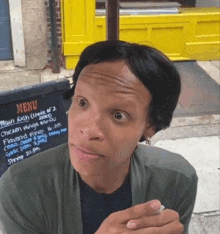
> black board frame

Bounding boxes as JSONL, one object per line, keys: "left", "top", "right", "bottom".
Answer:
{"left": 0, "top": 79, "right": 72, "bottom": 177}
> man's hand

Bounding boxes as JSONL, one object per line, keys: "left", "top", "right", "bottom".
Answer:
{"left": 95, "top": 200, "right": 184, "bottom": 234}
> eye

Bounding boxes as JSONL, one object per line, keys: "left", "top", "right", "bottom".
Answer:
{"left": 78, "top": 98, "right": 87, "bottom": 107}
{"left": 113, "top": 111, "right": 128, "bottom": 121}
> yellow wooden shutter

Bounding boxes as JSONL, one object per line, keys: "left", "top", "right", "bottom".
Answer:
{"left": 62, "top": 1, "right": 220, "bottom": 69}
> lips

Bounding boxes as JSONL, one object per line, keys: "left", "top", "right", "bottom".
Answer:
{"left": 78, "top": 146, "right": 100, "bottom": 156}
{"left": 72, "top": 144, "right": 104, "bottom": 161}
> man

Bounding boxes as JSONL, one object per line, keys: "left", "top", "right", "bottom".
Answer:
{"left": 0, "top": 41, "right": 197, "bottom": 234}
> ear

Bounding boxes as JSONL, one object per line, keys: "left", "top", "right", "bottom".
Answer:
{"left": 143, "top": 124, "right": 156, "bottom": 139}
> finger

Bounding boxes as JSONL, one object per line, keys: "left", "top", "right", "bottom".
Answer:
{"left": 124, "top": 220, "right": 184, "bottom": 234}
{"left": 127, "top": 209, "right": 180, "bottom": 230}
{"left": 159, "top": 219, "right": 184, "bottom": 234}
{"left": 112, "top": 200, "right": 162, "bottom": 224}
{"left": 145, "top": 220, "right": 184, "bottom": 234}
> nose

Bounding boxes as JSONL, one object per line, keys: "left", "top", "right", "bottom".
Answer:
{"left": 80, "top": 112, "right": 105, "bottom": 141}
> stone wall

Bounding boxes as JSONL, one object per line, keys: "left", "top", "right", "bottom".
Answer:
{"left": 21, "top": 0, "right": 48, "bottom": 69}
{"left": 20, "top": 0, "right": 63, "bottom": 69}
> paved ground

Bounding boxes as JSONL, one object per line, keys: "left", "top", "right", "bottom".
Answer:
{"left": 152, "top": 118, "right": 220, "bottom": 233}
{"left": 174, "top": 61, "right": 219, "bottom": 117}
{"left": 0, "top": 60, "right": 219, "bottom": 233}
{"left": 152, "top": 60, "right": 220, "bottom": 234}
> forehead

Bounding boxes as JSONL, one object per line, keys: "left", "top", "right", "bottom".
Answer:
{"left": 75, "top": 61, "right": 152, "bottom": 110}
{"left": 79, "top": 60, "right": 137, "bottom": 85}
{"left": 77, "top": 60, "right": 149, "bottom": 93}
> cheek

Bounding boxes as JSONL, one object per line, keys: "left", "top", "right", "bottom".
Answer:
{"left": 112, "top": 125, "right": 144, "bottom": 157}
{"left": 122, "top": 124, "right": 145, "bottom": 142}
{"left": 68, "top": 110, "right": 79, "bottom": 138}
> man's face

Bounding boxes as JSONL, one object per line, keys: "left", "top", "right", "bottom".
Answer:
{"left": 68, "top": 60, "right": 153, "bottom": 177}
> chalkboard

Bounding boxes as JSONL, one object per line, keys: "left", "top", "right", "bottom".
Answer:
{"left": 0, "top": 79, "right": 72, "bottom": 177}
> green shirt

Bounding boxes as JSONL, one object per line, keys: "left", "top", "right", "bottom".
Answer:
{"left": 0, "top": 143, "right": 197, "bottom": 234}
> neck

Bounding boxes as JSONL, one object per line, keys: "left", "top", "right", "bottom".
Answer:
{"left": 79, "top": 160, "right": 131, "bottom": 194}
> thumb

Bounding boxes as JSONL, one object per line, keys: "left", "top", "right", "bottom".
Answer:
{"left": 126, "top": 200, "right": 163, "bottom": 229}
{"left": 148, "top": 200, "right": 163, "bottom": 213}
{"left": 127, "top": 200, "right": 163, "bottom": 219}
{"left": 126, "top": 200, "right": 165, "bottom": 229}
{"left": 109, "top": 200, "right": 164, "bottom": 224}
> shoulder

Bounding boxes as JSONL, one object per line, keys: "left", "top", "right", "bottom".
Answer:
{"left": 134, "top": 143, "right": 197, "bottom": 179}
{"left": 0, "top": 144, "right": 71, "bottom": 233}
{"left": 0, "top": 143, "right": 70, "bottom": 190}
{"left": 11, "top": 143, "right": 69, "bottom": 176}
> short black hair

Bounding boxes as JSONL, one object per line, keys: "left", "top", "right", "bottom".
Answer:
{"left": 65, "top": 40, "right": 181, "bottom": 139}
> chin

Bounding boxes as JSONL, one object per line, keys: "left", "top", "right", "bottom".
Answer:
{"left": 70, "top": 154, "right": 101, "bottom": 175}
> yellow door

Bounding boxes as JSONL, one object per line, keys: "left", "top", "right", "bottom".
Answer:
{"left": 62, "top": 0, "right": 220, "bottom": 69}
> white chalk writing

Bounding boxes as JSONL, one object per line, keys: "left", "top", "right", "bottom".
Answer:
{"left": 17, "top": 115, "right": 30, "bottom": 123}
{"left": 3, "top": 133, "right": 28, "bottom": 146}
{"left": 23, "top": 122, "right": 39, "bottom": 131}
{"left": 1, "top": 103, "right": 68, "bottom": 168}
{"left": 30, "top": 111, "right": 46, "bottom": 119}
{"left": 8, "top": 155, "right": 24, "bottom": 165}
{"left": 0, "top": 119, "right": 15, "bottom": 129}
{"left": 1, "top": 127, "right": 22, "bottom": 137}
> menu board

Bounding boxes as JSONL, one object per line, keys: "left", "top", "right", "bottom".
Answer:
{"left": 0, "top": 79, "right": 71, "bottom": 177}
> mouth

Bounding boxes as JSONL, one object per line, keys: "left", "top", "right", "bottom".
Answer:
{"left": 78, "top": 147, "right": 100, "bottom": 156}
{"left": 71, "top": 144, "right": 104, "bottom": 160}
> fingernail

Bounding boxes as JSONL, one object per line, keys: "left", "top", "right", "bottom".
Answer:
{"left": 158, "top": 205, "right": 165, "bottom": 212}
{"left": 127, "top": 221, "right": 137, "bottom": 229}
{"left": 150, "top": 200, "right": 161, "bottom": 211}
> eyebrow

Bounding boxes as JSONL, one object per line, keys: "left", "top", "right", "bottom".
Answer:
{"left": 109, "top": 99, "right": 141, "bottom": 112}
